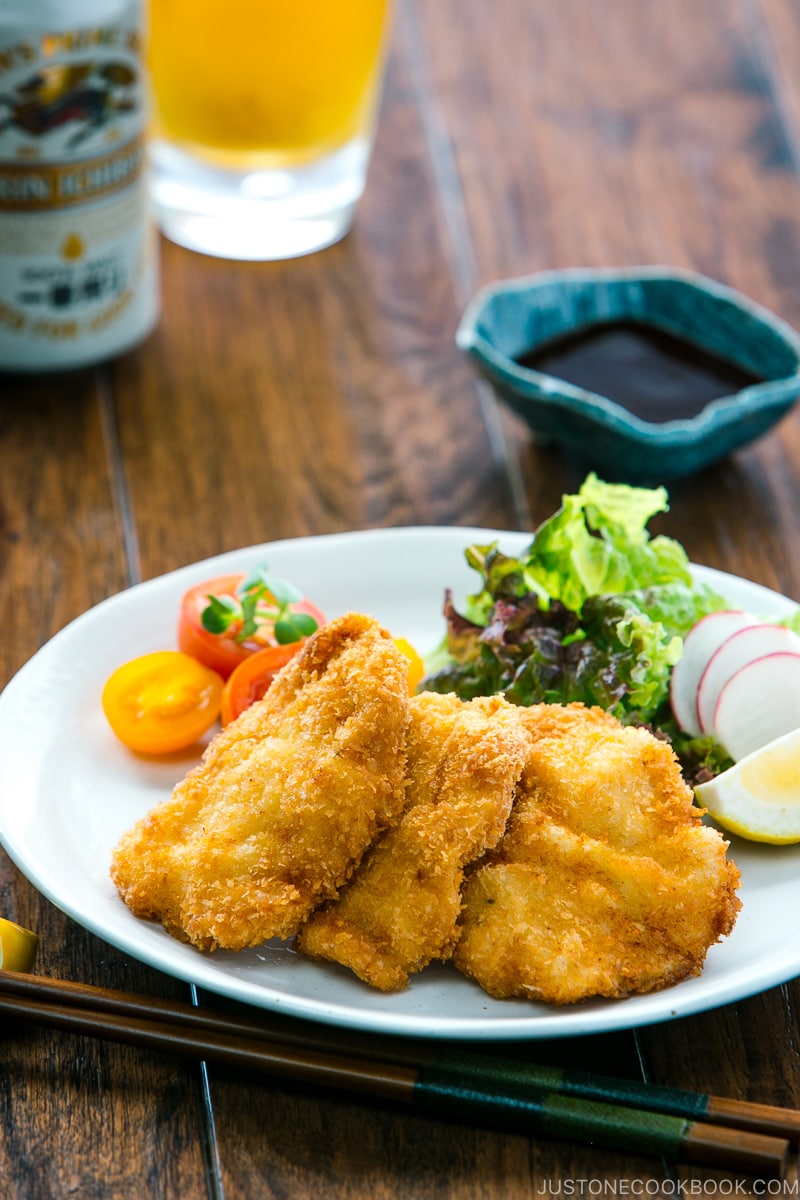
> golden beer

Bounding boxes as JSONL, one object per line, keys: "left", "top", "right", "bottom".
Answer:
{"left": 148, "top": 0, "right": 391, "bottom": 168}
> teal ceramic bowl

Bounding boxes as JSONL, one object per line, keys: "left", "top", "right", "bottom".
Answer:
{"left": 456, "top": 267, "right": 800, "bottom": 483}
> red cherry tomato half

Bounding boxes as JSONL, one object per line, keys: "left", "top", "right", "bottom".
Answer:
{"left": 220, "top": 642, "right": 304, "bottom": 725}
{"left": 177, "top": 574, "right": 325, "bottom": 679}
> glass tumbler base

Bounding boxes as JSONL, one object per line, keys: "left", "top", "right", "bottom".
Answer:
{"left": 150, "top": 136, "right": 371, "bottom": 260}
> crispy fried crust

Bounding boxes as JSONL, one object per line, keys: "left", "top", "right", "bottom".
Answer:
{"left": 110, "top": 613, "right": 410, "bottom": 951}
{"left": 453, "top": 704, "right": 742, "bottom": 1004}
{"left": 296, "top": 691, "right": 529, "bottom": 990}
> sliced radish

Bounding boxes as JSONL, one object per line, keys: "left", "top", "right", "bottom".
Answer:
{"left": 713, "top": 652, "right": 800, "bottom": 761}
{"left": 670, "top": 610, "right": 757, "bottom": 736}
{"left": 696, "top": 623, "right": 800, "bottom": 734}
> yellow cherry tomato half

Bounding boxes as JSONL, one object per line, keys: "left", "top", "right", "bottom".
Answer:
{"left": 0, "top": 916, "right": 38, "bottom": 972}
{"left": 394, "top": 637, "right": 425, "bottom": 694}
{"left": 102, "top": 651, "right": 223, "bottom": 755}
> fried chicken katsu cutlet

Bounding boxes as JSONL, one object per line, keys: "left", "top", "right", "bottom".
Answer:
{"left": 111, "top": 615, "right": 741, "bottom": 1007}
{"left": 111, "top": 613, "right": 410, "bottom": 951}
{"left": 453, "top": 703, "right": 741, "bottom": 1004}
{"left": 297, "top": 691, "right": 529, "bottom": 990}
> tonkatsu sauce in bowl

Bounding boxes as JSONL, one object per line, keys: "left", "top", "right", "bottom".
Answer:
{"left": 457, "top": 267, "right": 800, "bottom": 482}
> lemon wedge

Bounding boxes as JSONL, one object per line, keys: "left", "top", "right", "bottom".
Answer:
{"left": 0, "top": 917, "right": 38, "bottom": 972}
{"left": 696, "top": 727, "right": 800, "bottom": 844}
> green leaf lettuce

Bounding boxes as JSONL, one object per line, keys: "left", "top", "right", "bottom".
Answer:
{"left": 422, "top": 474, "right": 727, "bottom": 727}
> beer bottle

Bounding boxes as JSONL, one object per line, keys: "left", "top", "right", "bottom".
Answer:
{"left": 0, "top": 0, "right": 158, "bottom": 372}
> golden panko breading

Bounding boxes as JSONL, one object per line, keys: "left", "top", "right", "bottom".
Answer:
{"left": 111, "top": 613, "right": 410, "bottom": 951}
{"left": 453, "top": 704, "right": 741, "bottom": 1004}
{"left": 296, "top": 691, "right": 529, "bottom": 990}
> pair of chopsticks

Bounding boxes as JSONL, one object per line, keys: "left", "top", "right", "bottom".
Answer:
{"left": 1, "top": 969, "right": 797, "bottom": 1179}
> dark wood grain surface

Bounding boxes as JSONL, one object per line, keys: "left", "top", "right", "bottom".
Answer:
{"left": 2, "top": 0, "right": 800, "bottom": 1195}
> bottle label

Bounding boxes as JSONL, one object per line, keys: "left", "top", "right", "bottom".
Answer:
{"left": 0, "top": 15, "right": 158, "bottom": 370}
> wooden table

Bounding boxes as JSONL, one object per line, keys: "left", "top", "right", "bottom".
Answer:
{"left": 2, "top": 0, "right": 800, "bottom": 1194}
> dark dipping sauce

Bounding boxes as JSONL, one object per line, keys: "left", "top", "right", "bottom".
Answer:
{"left": 515, "top": 320, "right": 764, "bottom": 423}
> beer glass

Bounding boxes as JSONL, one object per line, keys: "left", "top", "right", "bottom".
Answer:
{"left": 147, "top": 0, "right": 392, "bottom": 260}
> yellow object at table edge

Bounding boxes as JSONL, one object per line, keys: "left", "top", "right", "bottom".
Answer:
{"left": 0, "top": 917, "right": 38, "bottom": 973}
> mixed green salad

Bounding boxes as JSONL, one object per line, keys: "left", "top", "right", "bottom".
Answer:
{"left": 421, "top": 474, "right": 736, "bottom": 784}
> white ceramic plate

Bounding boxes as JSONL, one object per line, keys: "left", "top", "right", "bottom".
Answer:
{"left": 1, "top": 527, "right": 799, "bottom": 1041}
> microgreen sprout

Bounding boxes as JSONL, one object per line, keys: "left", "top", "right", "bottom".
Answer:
{"left": 200, "top": 565, "right": 318, "bottom": 645}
